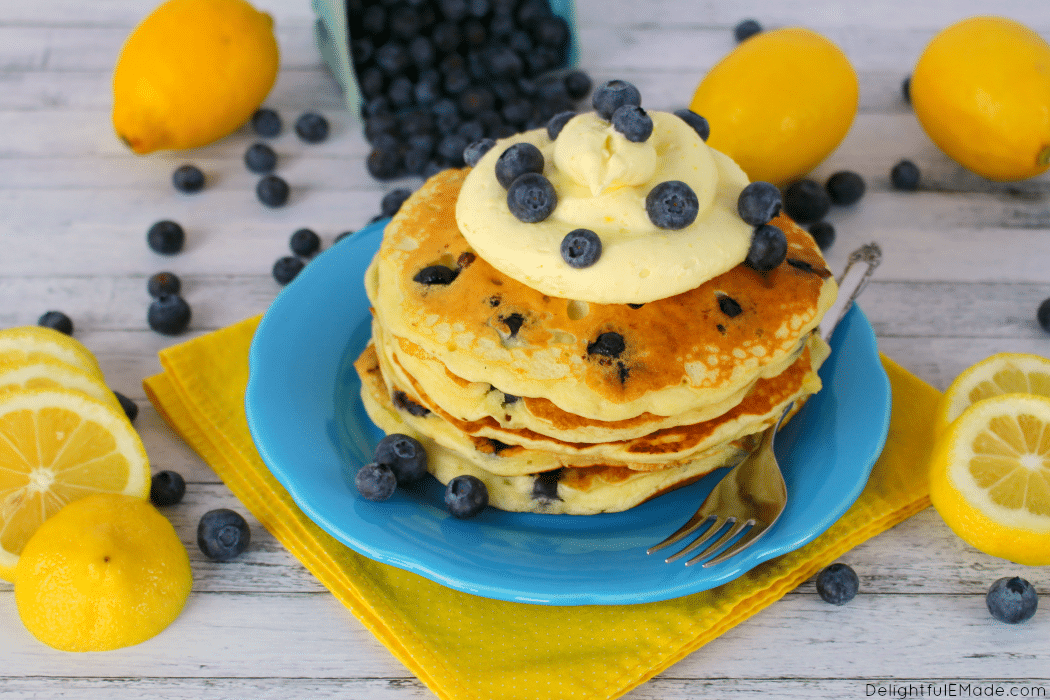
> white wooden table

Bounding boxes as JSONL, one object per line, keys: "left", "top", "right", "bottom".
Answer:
{"left": 3, "top": 1, "right": 1050, "bottom": 697}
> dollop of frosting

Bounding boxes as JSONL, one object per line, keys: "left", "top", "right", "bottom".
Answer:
{"left": 455, "top": 111, "right": 754, "bottom": 304}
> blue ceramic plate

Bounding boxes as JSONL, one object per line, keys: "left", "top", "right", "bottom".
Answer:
{"left": 246, "top": 221, "right": 891, "bottom": 606}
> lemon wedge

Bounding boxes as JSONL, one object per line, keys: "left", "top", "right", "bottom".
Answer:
{"left": 935, "top": 352, "right": 1050, "bottom": 436}
{"left": 929, "top": 393, "right": 1050, "bottom": 566}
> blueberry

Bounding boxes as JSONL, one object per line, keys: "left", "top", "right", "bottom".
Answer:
{"left": 272, "top": 256, "right": 305, "bottom": 285}
{"left": 673, "top": 108, "right": 710, "bottom": 141}
{"left": 986, "top": 576, "right": 1038, "bottom": 624}
{"left": 375, "top": 42, "right": 411, "bottom": 76}
{"left": 901, "top": 75, "right": 911, "bottom": 104}
{"left": 251, "top": 108, "right": 282, "bottom": 137}
{"left": 359, "top": 66, "right": 386, "bottom": 99}
{"left": 718, "top": 295, "right": 743, "bottom": 317}
{"left": 387, "top": 75, "right": 415, "bottom": 108}
{"left": 592, "top": 80, "right": 642, "bottom": 121}
{"left": 432, "top": 21, "right": 462, "bottom": 53}
{"left": 367, "top": 147, "right": 403, "bottom": 180}
{"left": 459, "top": 86, "right": 495, "bottom": 116}
{"left": 381, "top": 189, "right": 413, "bottom": 219}
{"left": 563, "top": 70, "right": 593, "bottom": 100}
{"left": 611, "top": 104, "right": 653, "bottom": 143}
{"left": 294, "top": 112, "right": 329, "bottom": 143}
{"left": 546, "top": 110, "right": 575, "bottom": 140}
{"left": 256, "top": 175, "right": 290, "bottom": 207}
{"left": 737, "top": 181, "right": 782, "bottom": 225}
{"left": 808, "top": 221, "right": 836, "bottom": 251}
{"left": 534, "top": 15, "right": 569, "bottom": 46}
{"left": 560, "top": 228, "right": 602, "bottom": 268}
{"left": 495, "top": 142, "right": 545, "bottom": 188}
{"left": 244, "top": 143, "right": 277, "bottom": 173}
{"left": 1038, "top": 298, "right": 1050, "bottom": 334}
{"left": 457, "top": 119, "right": 486, "bottom": 144}
{"left": 172, "top": 164, "right": 205, "bottom": 193}
{"left": 197, "top": 508, "right": 251, "bottom": 561}
{"left": 646, "top": 181, "right": 699, "bottom": 230}
{"left": 404, "top": 146, "right": 432, "bottom": 175}
{"left": 825, "top": 170, "right": 866, "bottom": 205}
{"left": 147, "top": 294, "right": 191, "bottom": 335}
{"left": 147, "top": 271, "right": 181, "bottom": 298}
{"left": 289, "top": 228, "right": 321, "bottom": 257}
{"left": 413, "top": 265, "right": 459, "bottom": 285}
{"left": 501, "top": 98, "right": 533, "bottom": 126}
{"left": 37, "top": 311, "right": 73, "bottom": 335}
{"left": 354, "top": 462, "right": 398, "bottom": 501}
{"left": 443, "top": 68, "right": 472, "bottom": 95}
{"left": 734, "top": 18, "right": 762, "bottom": 41}
{"left": 444, "top": 474, "right": 488, "bottom": 518}
{"left": 507, "top": 172, "right": 557, "bottom": 223}
{"left": 389, "top": 5, "right": 423, "bottom": 38}
{"left": 891, "top": 159, "right": 921, "bottom": 191}
{"left": 437, "top": 134, "right": 469, "bottom": 166}
{"left": 374, "top": 433, "right": 428, "bottom": 483}
{"left": 150, "top": 470, "right": 186, "bottom": 506}
{"left": 147, "top": 220, "right": 185, "bottom": 255}
{"left": 113, "top": 390, "right": 138, "bottom": 422}
{"left": 463, "top": 138, "right": 496, "bottom": 167}
{"left": 745, "top": 224, "right": 787, "bottom": 272}
{"left": 587, "top": 331, "right": 626, "bottom": 358}
{"left": 409, "top": 35, "right": 436, "bottom": 66}
{"left": 816, "top": 562, "right": 860, "bottom": 605}
{"left": 783, "top": 179, "right": 831, "bottom": 224}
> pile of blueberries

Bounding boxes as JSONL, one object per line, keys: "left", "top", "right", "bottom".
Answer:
{"left": 346, "top": 0, "right": 594, "bottom": 180}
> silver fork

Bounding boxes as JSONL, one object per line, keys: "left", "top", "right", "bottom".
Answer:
{"left": 647, "top": 243, "right": 883, "bottom": 567}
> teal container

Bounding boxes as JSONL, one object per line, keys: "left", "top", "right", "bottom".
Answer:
{"left": 311, "top": 0, "right": 579, "bottom": 117}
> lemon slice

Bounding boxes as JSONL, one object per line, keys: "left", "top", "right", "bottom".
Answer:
{"left": 0, "top": 326, "right": 104, "bottom": 381}
{"left": 929, "top": 393, "right": 1050, "bottom": 566}
{"left": 0, "top": 359, "right": 122, "bottom": 411}
{"left": 0, "top": 388, "right": 150, "bottom": 581}
{"left": 936, "top": 353, "right": 1050, "bottom": 435}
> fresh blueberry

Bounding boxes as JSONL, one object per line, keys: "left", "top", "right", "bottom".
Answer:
{"left": 783, "top": 179, "right": 831, "bottom": 224}
{"left": 459, "top": 86, "right": 495, "bottom": 116}
{"left": 463, "top": 138, "right": 496, "bottom": 167}
{"left": 197, "top": 508, "right": 251, "bottom": 561}
{"left": 587, "top": 331, "right": 626, "bottom": 358}
{"left": 381, "top": 189, "right": 413, "bottom": 219}
{"left": 172, "top": 164, "right": 205, "bottom": 193}
{"left": 495, "top": 142, "right": 545, "bottom": 188}
{"left": 534, "top": 14, "right": 569, "bottom": 46}
{"left": 546, "top": 110, "right": 575, "bottom": 140}
{"left": 272, "top": 256, "right": 305, "bottom": 285}
{"left": 389, "top": 5, "right": 423, "bottom": 38}
{"left": 737, "top": 181, "right": 782, "bottom": 225}
{"left": 256, "top": 175, "right": 290, "bottom": 207}
{"left": 734, "top": 18, "right": 762, "bottom": 41}
{"left": 367, "top": 147, "right": 403, "bottom": 180}
{"left": 408, "top": 35, "right": 436, "bottom": 67}
{"left": 251, "top": 108, "right": 282, "bottom": 137}
{"left": 113, "top": 391, "right": 138, "bottom": 422}
{"left": 825, "top": 170, "right": 866, "bottom": 205}
{"left": 501, "top": 97, "right": 533, "bottom": 126}
{"left": 592, "top": 79, "right": 642, "bottom": 121}
{"left": 289, "top": 228, "right": 320, "bottom": 257}
{"left": 563, "top": 70, "right": 593, "bottom": 100}
{"left": 507, "top": 172, "right": 557, "bottom": 223}
{"left": 352, "top": 36, "right": 375, "bottom": 66}
{"left": 387, "top": 75, "right": 415, "bottom": 108}
{"left": 646, "top": 181, "right": 699, "bottom": 230}
{"left": 376, "top": 42, "right": 411, "bottom": 76}
{"left": 147, "top": 271, "right": 181, "bottom": 298}
{"left": 437, "top": 134, "right": 470, "bottom": 166}
{"left": 37, "top": 311, "right": 73, "bottom": 335}
{"left": 745, "top": 224, "right": 788, "bottom": 272}
{"left": 456, "top": 119, "right": 485, "bottom": 144}
{"left": 443, "top": 68, "right": 472, "bottom": 95}
{"left": 673, "top": 108, "right": 710, "bottom": 141}
{"left": 244, "top": 143, "right": 277, "bottom": 173}
{"left": 355, "top": 462, "right": 398, "bottom": 501}
{"left": 816, "top": 562, "right": 860, "bottom": 605}
{"left": 560, "top": 228, "right": 602, "bottom": 268}
{"left": 808, "top": 221, "right": 836, "bottom": 251}
{"left": 358, "top": 66, "right": 386, "bottom": 99}
{"left": 891, "top": 159, "right": 921, "bottom": 191}
{"left": 150, "top": 470, "right": 186, "bottom": 506}
{"left": 611, "top": 104, "right": 653, "bottom": 142}
{"left": 147, "top": 220, "right": 185, "bottom": 255}
{"left": 986, "top": 576, "right": 1038, "bottom": 624}
{"left": 1038, "top": 298, "right": 1050, "bottom": 334}
{"left": 413, "top": 265, "right": 459, "bottom": 285}
{"left": 901, "top": 75, "right": 911, "bottom": 104}
{"left": 147, "top": 294, "right": 191, "bottom": 335}
{"left": 294, "top": 112, "right": 329, "bottom": 143}
{"left": 444, "top": 474, "right": 489, "bottom": 518}
{"left": 374, "top": 433, "right": 428, "bottom": 483}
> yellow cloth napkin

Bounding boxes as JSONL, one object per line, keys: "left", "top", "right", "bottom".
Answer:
{"left": 144, "top": 315, "right": 939, "bottom": 700}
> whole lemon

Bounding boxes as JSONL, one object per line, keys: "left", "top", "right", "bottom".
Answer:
{"left": 14, "top": 493, "right": 192, "bottom": 652}
{"left": 911, "top": 16, "right": 1050, "bottom": 182}
{"left": 690, "top": 28, "right": 858, "bottom": 186}
{"left": 112, "top": 0, "right": 279, "bottom": 154}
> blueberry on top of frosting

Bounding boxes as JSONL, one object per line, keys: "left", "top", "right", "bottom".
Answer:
{"left": 495, "top": 142, "right": 544, "bottom": 188}
{"left": 560, "top": 228, "right": 602, "bottom": 268}
{"left": 506, "top": 172, "right": 557, "bottom": 223}
{"left": 611, "top": 104, "right": 653, "bottom": 143}
{"left": 646, "top": 180, "right": 699, "bottom": 229}
{"left": 592, "top": 79, "right": 642, "bottom": 120}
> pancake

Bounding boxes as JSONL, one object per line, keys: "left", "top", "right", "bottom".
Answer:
{"left": 366, "top": 167, "right": 838, "bottom": 422}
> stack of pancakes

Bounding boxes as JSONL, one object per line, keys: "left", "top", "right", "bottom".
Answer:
{"left": 356, "top": 168, "right": 838, "bottom": 514}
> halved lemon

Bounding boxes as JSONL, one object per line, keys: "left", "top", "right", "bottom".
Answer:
{"left": 936, "top": 353, "right": 1050, "bottom": 436}
{"left": 0, "top": 359, "right": 122, "bottom": 411}
{"left": 929, "top": 393, "right": 1050, "bottom": 566}
{"left": 0, "top": 326, "right": 104, "bottom": 381}
{"left": 0, "top": 388, "right": 150, "bottom": 581}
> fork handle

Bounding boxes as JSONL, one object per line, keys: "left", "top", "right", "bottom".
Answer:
{"left": 818, "top": 243, "right": 882, "bottom": 343}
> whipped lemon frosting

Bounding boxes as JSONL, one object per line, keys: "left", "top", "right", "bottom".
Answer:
{"left": 455, "top": 110, "right": 754, "bottom": 304}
